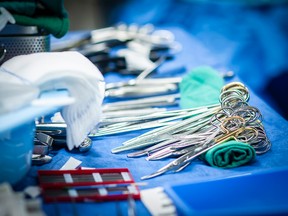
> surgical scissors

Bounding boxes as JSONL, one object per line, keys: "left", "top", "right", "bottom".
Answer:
{"left": 140, "top": 107, "right": 258, "bottom": 161}
{"left": 141, "top": 116, "right": 258, "bottom": 179}
{"left": 136, "top": 83, "right": 269, "bottom": 179}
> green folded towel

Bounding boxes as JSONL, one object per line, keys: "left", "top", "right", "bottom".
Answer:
{"left": 179, "top": 66, "right": 224, "bottom": 109}
{"left": 202, "top": 141, "right": 256, "bottom": 168}
{"left": 0, "top": 0, "right": 69, "bottom": 38}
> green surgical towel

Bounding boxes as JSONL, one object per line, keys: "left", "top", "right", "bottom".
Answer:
{"left": 0, "top": 0, "right": 69, "bottom": 38}
{"left": 203, "top": 141, "right": 256, "bottom": 168}
{"left": 179, "top": 66, "right": 224, "bottom": 109}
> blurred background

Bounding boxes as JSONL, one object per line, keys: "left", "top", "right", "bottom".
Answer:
{"left": 64, "top": 0, "right": 288, "bottom": 120}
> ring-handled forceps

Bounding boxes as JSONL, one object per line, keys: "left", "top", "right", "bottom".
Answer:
{"left": 247, "top": 124, "right": 271, "bottom": 154}
{"left": 141, "top": 116, "right": 258, "bottom": 180}
{"left": 106, "top": 82, "right": 270, "bottom": 179}
{"left": 114, "top": 82, "right": 250, "bottom": 155}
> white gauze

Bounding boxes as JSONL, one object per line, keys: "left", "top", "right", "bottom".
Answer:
{"left": 1, "top": 51, "right": 105, "bottom": 150}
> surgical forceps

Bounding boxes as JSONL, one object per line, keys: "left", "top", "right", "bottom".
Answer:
{"left": 116, "top": 82, "right": 270, "bottom": 179}
{"left": 128, "top": 104, "right": 258, "bottom": 160}
{"left": 104, "top": 56, "right": 178, "bottom": 98}
{"left": 141, "top": 116, "right": 259, "bottom": 179}
{"left": 141, "top": 100, "right": 269, "bottom": 178}
{"left": 96, "top": 105, "right": 217, "bottom": 137}
{"left": 110, "top": 82, "right": 249, "bottom": 151}
{"left": 102, "top": 94, "right": 180, "bottom": 112}
{"left": 89, "top": 23, "right": 176, "bottom": 48}
{"left": 111, "top": 106, "right": 220, "bottom": 153}
{"left": 105, "top": 67, "right": 234, "bottom": 99}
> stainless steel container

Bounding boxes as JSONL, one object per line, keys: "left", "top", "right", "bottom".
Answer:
{"left": 0, "top": 24, "right": 50, "bottom": 64}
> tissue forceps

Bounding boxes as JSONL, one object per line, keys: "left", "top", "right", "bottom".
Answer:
{"left": 141, "top": 116, "right": 258, "bottom": 179}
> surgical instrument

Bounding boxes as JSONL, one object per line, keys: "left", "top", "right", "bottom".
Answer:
{"left": 97, "top": 104, "right": 219, "bottom": 135}
{"left": 89, "top": 23, "right": 176, "bottom": 48}
{"left": 102, "top": 94, "right": 180, "bottom": 112}
{"left": 105, "top": 56, "right": 165, "bottom": 91}
{"left": 105, "top": 67, "right": 234, "bottom": 99}
{"left": 111, "top": 106, "right": 220, "bottom": 153}
{"left": 105, "top": 82, "right": 270, "bottom": 179}
{"left": 36, "top": 123, "right": 92, "bottom": 152}
{"left": 102, "top": 108, "right": 168, "bottom": 119}
{"left": 141, "top": 116, "right": 259, "bottom": 180}
{"left": 105, "top": 83, "right": 178, "bottom": 98}
{"left": 32, "top": 154, "right": 52, "bottom": 165}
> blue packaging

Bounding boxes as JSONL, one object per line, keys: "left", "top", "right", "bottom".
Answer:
{"left": 0, "top": 121, "right": 35, "bottom": 185}
{"left": 165, "top": 168, "right": 288, "bottom": 216}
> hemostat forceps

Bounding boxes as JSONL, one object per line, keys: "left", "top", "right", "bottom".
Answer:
{"left": 141, "top": 116, "right": 258, "bottom": 180}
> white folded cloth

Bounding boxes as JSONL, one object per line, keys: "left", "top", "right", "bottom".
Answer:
{"left": 0, "top": 82, "right": 39, "bottom": 115}
{"left": 0, "top": 51, "right": 105, "bottom": 150}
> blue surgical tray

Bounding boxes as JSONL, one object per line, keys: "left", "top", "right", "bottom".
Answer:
{"left": 165, "top": 168, "right": 288, "bottom": 216}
